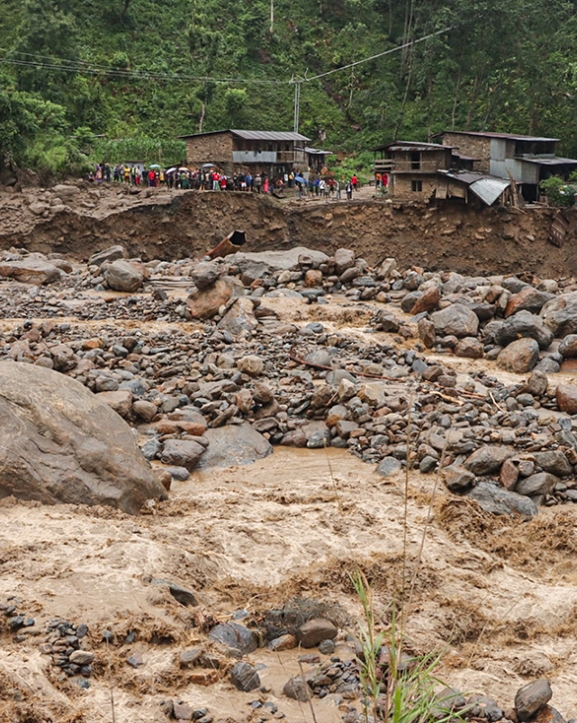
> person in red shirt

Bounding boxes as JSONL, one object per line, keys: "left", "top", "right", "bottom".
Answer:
{"left": 148, "top": 170, "right": 156, "bottom": 187}
{"left": 351, "top": 174, "right": 358, "bottom": 190}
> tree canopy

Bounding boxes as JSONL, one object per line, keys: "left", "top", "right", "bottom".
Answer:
{"left": 1, "top": 0, "right": 577, "bottom": 171}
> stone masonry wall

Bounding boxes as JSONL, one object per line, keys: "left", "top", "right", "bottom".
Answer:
{"left": 185, "top": 132, "right": 234, "bottom": 168}
{"left": 393, "top": 174, "right": 439, "bottom": 202}
{"left": 441, "top": 133, "right": 492, "bottom": 174}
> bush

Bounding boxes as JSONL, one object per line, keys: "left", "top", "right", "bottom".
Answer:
{"left": 540, "top": 175, "right": 575, "bottom": 207}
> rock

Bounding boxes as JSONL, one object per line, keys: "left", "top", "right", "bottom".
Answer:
{"left": 359, "top": 382, "right": 389, "bottom": 406}
{"left": 418, "top": 318, "right": 436, "bottom": 348}
{"left": 410, "top": 285, "right": 441, "bottom": 314}
{"left": 232, "top": 247, "right": 328, "bottom": 272}
{"left": 318, "top": 638, "right": 335, "bottom": 655}
{"left": 296, "top": 618, "right": 337, "bottom": 648}
{"left": 334, "top": 248, "right": 355, "bottom": 274}
{"left": 0, "top": 361, "right": 166, "bottom": 514}
{"left": 69, "top": 650, "right": 95, "bottom": 665}
{"left": 237, "top": 355, "right": 264, "bottom": 377}
{"left": 376, "top": 456, "right": 402, "bottom": 477}
{"left": 558, "top": 334, "right": 577, "bottom": 358}
{"left": 442, "top": 464, "right": 475, "bottom": 492}
{"left": 283, "top": 675, "right": 311, "bottom": 702}
{"left": 160, "top": 439, "right": 206, "bottom": 470}
{"left": 515, "top": 679, "right": 553, "bottom": 721}
{"left": 464, "top": 445, "right": 513, "bottom": 475}
{"left": 497, "top": 338, "right": 540, "bottom": 373}
{"left": 494, "top": 310, "right": 554, "bottom": 350}
{"left": 209, "top": 623, "right": 258, "bottom": 655}
{"left": 104, "top": 259, "right": 144, "bottom": 292}
{"left": 527, "top": 370, "right": 548, "bottom": 397}
{"left": 88, "top": 245, "right": 126, "bottom": 266}
{"left": 187, "top": 276, "right": 239, "bottom": 319}
{"left": 376, "top": 257, "right": 397, "bottom": 279}
{"left": 179, "top": 648, "right": 203, "bottom": 667}
{"left": 280, "top": 429, "right": 308, "bottom": 447}
{"left": 532, "top": 707, "right": 566, "bottom": 723}
{"left": 230, "top": 662, "right": 260, "bottom": 692}
{"left": 96, "top": 390, "right": 133, "bottom": 418}
{"left": 431, "top": 304, "right": 479, "bottom": 338}
{"left": 150, "top": 580, "right": 197, "bottom": 606}
{"left": 466, "top": 695, "right": 504, "bottom": 722}
{"left": 532, "top": 451, "right": 571, "bottom": 477}
{"left": 374, "top": 310, "right": 400, "bottom": 333}
{"left": 505, "top": 287, "right": 554, "bottom": 317}
{"left": 173, "top": 703, "right": 194, "bottom": 720}
{"left": 468, "top": 481, "right": 538, "bottom": 517}
{"left": 197, "top": 423, "right": 273, "bottom": 469}
{"left": 268, "top": 634, "right": 297, "bottom": 651}
{"left": 454, "top": 337, "right": 484, "bottom": 359}
{"left": 190, "top": 261, "right": 222, "bottom": 290}
{"left": 0, "top": 259, "right": 62, "bottom": 285}
{"left": 304, "top": 269, "right": 323, "bottom": 287}
{"left": 541, "top": 290, "right": 577, "bottom": 337}
{"left": 556, "top": 384, "right": 577, "bottom": 414}
{"left": 516, "top": 472, "right": 558, "bottom": 498}
{"left": 218, "top": 297, "right": 258, "bottom": 335}
{"left": 132, "top": 399, "right": 158, "bottom": 422}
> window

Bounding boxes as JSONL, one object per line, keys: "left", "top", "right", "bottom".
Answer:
{"left": 411, "top": 180, "right": 423, "bottom": 192}
{"left": 410, "top": 151, "right": 421, "bottom": 170}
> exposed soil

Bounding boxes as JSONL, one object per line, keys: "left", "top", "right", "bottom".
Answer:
{"left": 1, "top": 187, "right": 577, "bottom": 723}
{"left": 1, "top": 183, "right": 577, "bottom": 277}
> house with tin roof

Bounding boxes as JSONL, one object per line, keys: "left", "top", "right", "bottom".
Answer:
{"left": 178, "top": 129, "right": 312, "bottom": 177}
{"left": 432, "top": 130, "right": 577, "bottom": 202}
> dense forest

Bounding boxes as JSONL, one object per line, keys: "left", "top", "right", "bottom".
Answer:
{"left": 2, "top": 0, "right": 577, "bottom": 173}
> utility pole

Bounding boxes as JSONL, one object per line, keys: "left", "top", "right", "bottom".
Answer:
{"left": 293, "top": 80, "right": 301, "bottom": 134}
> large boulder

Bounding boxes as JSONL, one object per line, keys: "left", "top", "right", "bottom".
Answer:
{"left": 231, "top": 247, "right": 329, "bottom": 273}
{"left": 431, "top": 304, "right": 479, "bottom": 338}
{"left": 541, "top": 291, "right": 577, "bottom": 337}
{"left": 497, "top": 338, "right": 540, "bottom": 373}
{"left": 197, "top": 422, "right": 273, "bottom": 469}
{"left": 492, "top": 310, "right": 553, "bottom": 350}
{"left": 505, "top": 287, "right": 554, "bottom": 317}
{"left": 0, "top": 361, "right": 167, "bottom": 513}
{"left": 104, "top": 259, "right": 144, "bottom": 292}
{"left": 186, "top": 276, "right": 240, "bottom": 319}
{"left": 0, "top": 258, "right": 62, "bottom": 285}
{"left": 468, "top": 481, "right": 538, "bottom": 517}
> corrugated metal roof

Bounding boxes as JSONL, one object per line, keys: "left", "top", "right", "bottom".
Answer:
{"left": 517, "top": 156, "right": 577, "bottom": 166}
{"left": 441, "top": 170, "right": 511, "bottom": 205}
{"left": 231, "top": 130, "right": 310, "bottom": 141}
{"left": 372, "top": 140, "right": 452, "bottom": 152}
{"left": 433, "top": 130, "right": 559, "bottom": 143}
{"left": 469, "top": 177, "right": 510, "bottom": 206}
{"left": 305, "top": 147, "right": 333, "bottom": 155}
{"left": 178, "top": 129, "right": 310, "bottom": 141}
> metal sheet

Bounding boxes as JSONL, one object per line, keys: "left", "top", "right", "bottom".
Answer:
{"left": 469, "top": 177, "right": 510, "bottom": 205}
{"left": 232, "top": 130, "right": 310, "bottom": 142}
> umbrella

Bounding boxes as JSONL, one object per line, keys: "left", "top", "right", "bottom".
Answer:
{"left": 178, "top": 167, "right": 189, "bottom": 172}
{"left": 202, "top": 162, "right": 216, "bottom": 168}
{"left": 294, "top": 175, "right": 306, "bottom": 184}
{"left": 166, "top": 167, "right": 177, "bottom": 173}
{"left": 148, "top": 164, "right": 161, "bottom": 169}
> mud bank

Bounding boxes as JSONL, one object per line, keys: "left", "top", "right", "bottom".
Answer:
{"left": 1, "top": 187, "right": 576, "bottom": 277}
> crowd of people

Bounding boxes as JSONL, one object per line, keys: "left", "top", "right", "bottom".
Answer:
{"left": 87, "top": 162, "right": 366, "bottom": 200}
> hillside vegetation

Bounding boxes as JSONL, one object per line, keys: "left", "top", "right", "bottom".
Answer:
{"left": 2, "top": 0, "right": 577, "bottom": 173}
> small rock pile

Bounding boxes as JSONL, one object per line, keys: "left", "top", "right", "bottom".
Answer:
{"left": 40, "top": 618, "right": 93, "bottom": 685}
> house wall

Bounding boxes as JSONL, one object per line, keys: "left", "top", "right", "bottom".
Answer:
{"left": 392, "top": 174, "right": 439, "bottom": 201}
{"left": 391, "top": 149, "right": 452, "bottom": 173}
{"left": 440, "top": 133, "right": 492, "bottom": 173}
{"left": 184, "top": 132, "right": 234, "bottom": 166}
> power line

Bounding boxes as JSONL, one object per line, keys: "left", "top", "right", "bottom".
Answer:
{"left": 0, "top": 53, "right": 284, "bottom": 85}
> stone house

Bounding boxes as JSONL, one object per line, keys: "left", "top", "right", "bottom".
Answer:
{"left": 432, "top": 130, "right": 577, "bottom": 202}
{"left": 373, "top": 140, "right": 515, "bottom": 206}
{"left": 178, "top": 129, "right": 311, "bottom": 177}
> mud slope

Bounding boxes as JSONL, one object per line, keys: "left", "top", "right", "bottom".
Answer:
{"left": 1, "top": 187, "right": 576, "bottom": 277}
